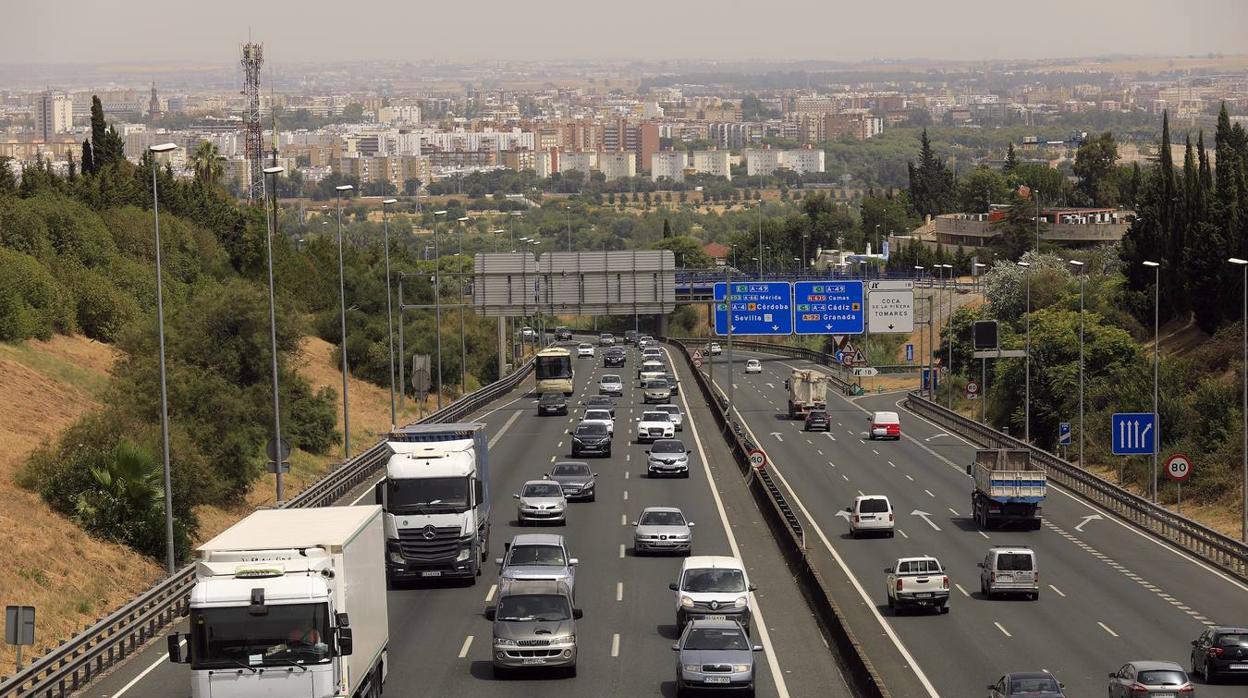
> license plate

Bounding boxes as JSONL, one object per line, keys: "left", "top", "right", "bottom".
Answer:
{"left": 704, "top": 676, "right": 730, "bottom": 684}
{"left": 704, "top": 614, "right": 727, "bottom": 620}
{"left": 996, "top": 575, "right": 1013, "bottom": 582}
{"left": 420, "top": 571, "right": 442, "bottom": 578}
{"left": 915, "top": 593, "right": 932, "bottom": 598}
{"left": 1231, "top": 663, "right": 1248, "bottom": 669}
{"left": 1152, "top": 694, "right": 1174, "bottom": 698}
{"left": 522, "top": 658, "right": 546, "bottom": 665}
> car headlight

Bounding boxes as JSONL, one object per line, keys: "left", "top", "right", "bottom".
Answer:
{"left": 494, "top": 638, "right": 518, "bottom": 647}
{"left": 733, "top": 664, "right": 751, "bottom": 672}
{"left": 682, "top": 664, "right": 701, "bottom": 672}
{"left": 548, "top": 634, "right": 575, "bottom": 644}
{"left": 388, "top": 551, "right": 405, "bottom": 564}
{"left": 456, "top": 547, "right": 472, "bottom": 562}
{"left": 680, "top": 595, "right": 695, "bottom": 608}
{"left": 734, "top": 596, "right": 748, "bottom": 608}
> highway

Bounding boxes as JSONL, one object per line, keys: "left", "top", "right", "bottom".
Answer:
{"left": 699, "top": 347, "right": 1248, "bottom": 696}
{"left": 90, "top": 342, "right": 848, "bottom": 697}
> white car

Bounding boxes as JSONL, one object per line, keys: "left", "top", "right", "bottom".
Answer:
{"left": 654, "top": 404, "right": 683, "bottom": 431}
{"left": 576, "top": 343, "right": 595, "bottom": 358}
{"left": 671, "top": 555, "right": 755, "bottom": 634}
{"left": 521, "top": 326, "right": 536, "bottom": 341}
{"left": 641, "top": 347, "right": 663, "bottom": 361}
{"left": 744, "top": 359, "right": 762, "bottom": 374}
{"left": 637, "top": 359, "right": 666, "bottom": 381}
{"left": 599, "top": 333, "right": 615, "bottom": 346}
{"left": 636, "top": 411, "right": 675, "bottom": 443}
{"left": 708, "top": 342, "right": 722, "bottom": 356}
{"left": 846, "top": 495, "right": 894, "bottom": 538}
{"left": 581, "top": 408, "right": 614, "bottom": 435}
{"left": 646, "top": 438, "right": 690, "bottom": 477}
{"left": 513, "top": 480, "right": 568, "bottom": 526}
{"left": 598, "top": 374, "right": 623, "bottom": 396}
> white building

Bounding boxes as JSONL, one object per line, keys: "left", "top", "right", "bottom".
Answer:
{"left": 377, "top": 105, "right": 422, "bottom": 126}
{"left": 650, "top": 150, "right": 688, "bottom": 182}
{"left": 36, "top": 92, "right": 74, "bottom": 141}
{"left": 692, "top": 150, "right": 731, "bottom": 180}
{"left": 598, "top": 152, "right": 635, "bottom": 181}
{"left": 744, "top": 148, "right": 784, "bottom": 177}
{"left": 783, "top": 148, "right": 825, "bottom": 175}
{"left": 534, "top": 149, "right": 557, "bottom": 178}
{"left": 559, "top": 150, "right": 597, "bottom": 175}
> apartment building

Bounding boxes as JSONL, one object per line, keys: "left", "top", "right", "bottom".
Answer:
{"left": 598, "top": 151, "right": 636, "bottom": 181}
{"left": 559, "top": 150, "right": 598, "bottom": 175}
{"left": 650, "top": 150, "right": 688, "bottom": 182}
{"left": 36, "top": 91, "right": 74, "bottom": 142}
{"left": 692, "top": 150, "right": 731, "bottom": 180}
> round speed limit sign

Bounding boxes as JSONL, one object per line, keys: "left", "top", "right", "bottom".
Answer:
{"left": 693, "top": 358, "right": 703, "bottom": 368}
{"left": 1165, "top": 453, "right": 1192, "bottom": 482}
{"left": 747, "top": 449, "right": 767, "bottom": 471}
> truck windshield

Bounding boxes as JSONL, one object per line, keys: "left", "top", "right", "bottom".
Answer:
{"left": 387, "top": 477, "right": 470, "bottom": 514}
{"left": 496, "top": 594, "right": 571, "bottom": 622}
{"left": 190, "top": 604, "right": 331, "bottom": 669}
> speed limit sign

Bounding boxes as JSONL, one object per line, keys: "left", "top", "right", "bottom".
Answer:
{"left": 1164, "top": 453, "right": 1192, "bottom": 482}
{"left": 747, "top": 449, "right": 767, "bottom": 471}
{"left": 693, "top": 358, "right": 703, "bottom": 368}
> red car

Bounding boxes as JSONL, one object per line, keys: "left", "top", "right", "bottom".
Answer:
{"left": 868, "top": 411, "right": 901, "bottom": 440}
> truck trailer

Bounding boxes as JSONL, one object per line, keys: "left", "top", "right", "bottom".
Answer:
{"left": 968, "top": 449, "right": 1046, "bottom": 530}
{"left": 167, "top": 506, "right": 388, "bottom": 698}
{"left": 785, "top": 368, "right": 829, "bottom": 419}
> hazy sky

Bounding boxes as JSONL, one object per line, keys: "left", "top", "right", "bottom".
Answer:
{"left": 5, "top": 0, "right": 1245, "bottom": 65}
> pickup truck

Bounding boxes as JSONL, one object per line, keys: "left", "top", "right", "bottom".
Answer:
{"left": 885, "top": 556, "right": 950, "bottom": 615}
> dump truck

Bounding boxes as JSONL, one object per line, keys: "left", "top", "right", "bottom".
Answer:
{"left": 785, "top": 368, "right": 828, "bottom": 419}
{"left": 967, "top": 449, "right": 1046, "bottom": 530}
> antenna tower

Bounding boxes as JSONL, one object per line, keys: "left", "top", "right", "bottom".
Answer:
{"left": 241, "top": 41, "right": 264, "bottom": 201}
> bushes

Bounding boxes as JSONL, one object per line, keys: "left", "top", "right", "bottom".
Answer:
{"left": 0, "top": 247, "right": 75, "bottom": 340}
{"left": 61, "top": 266, "right": 140, "bottom": 342}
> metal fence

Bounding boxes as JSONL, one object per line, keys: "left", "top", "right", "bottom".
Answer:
{"left": 0, "top": 357, "right": 538, "bottom": 698}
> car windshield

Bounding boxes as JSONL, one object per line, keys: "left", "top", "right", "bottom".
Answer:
{"left": 579, "top": 344, "right": 592, "bottom": 349}
{"left": 859, "top": 498, "right": 889, "bottom": 513}
{"left": 658, "top": 406, "right": 680, "bottom": 416}
{"left": 684, "top": 627, "right": 749, "bottom": 651}
{"left": 507, "top": 544, "right": 566, "bottom": 567}
{"left": 587, "top": 397, "right": 612, "bottom": 407}
{"left": 190, "top": 604, "right": 331, "bottom": 670}
{"left": 640, "top": 510, "right": 685, "bottom": 526}
{"left": 747, "top": 360, "right": 760, "bottom": 366}
{"left": 552, "top": 463, "right": 591, "bottom": 477}
{"left": 896, "top": 559, "right": 942, "bottom": 575}
{"left": 683, "top": 568, "right": 746, "bottom": 593}
{"left": 1217, "top": 633, "right": 1248, "bottom": 646}
{"left": 496, "top": 594, "right": 571, "bottom": 622}
{"left": 1009, "top": 676, "right": 1061, "bottom": 693}
{"left": 576, "top": 423, "right": 607, "bottom": 436}
{"left": 523, "top": 483, "right": 563, "bottom": 498}
{"left": 652, "top": 440, "right": 685, "bottom": 454}
{"left": 602, "top": 375, "right": 621, "bottom": 383}
{"left": 540, "top": 394, "right": 564, "bottom": 403}
{"left": 585, "top": 410, "right": 611, "bottom": 421}
{"left": 642, "top": 412, "right": 670, "bottom": 422}
{"left": 387, "top": 477, "right": 470, "bottom": 514}
{"left": 645, "top": 381, "right": 668, "bottom": 389}
{"left": 997, "top": 553, "right": 1033, "bottom": 571}
{"left": 1136, "top": 670, "right": 1187, "bottom": 685}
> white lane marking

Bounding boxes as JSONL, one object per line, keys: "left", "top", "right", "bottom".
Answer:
{"left": 485, "top": 584, "right": 497, "bottom": 603}
{"left": 947, "top": 508, "right": 959, "bottom": 516}
{"left": 924, "top": 489, "right": 935, "bottom": 498}
{"left": 905, "top": 474, "right": 914, "bottom": 481}
{"left": 978, "top": 531, "right": 991, "bottom": 539}
{"left": 611, "top": 633, "right": 620, "bottom": 657}
{"left": 623, "top": 490, "right": 629, "bottom": 500}
{"left": 557, "top": 441, "right": 563, "bottom": 449}
{"left": 954, "top": 583, "right": 970, "bottom": 597}
{"left": 669, "top": 348, "right": 791, "bottom": 698}
{"left": 898, "top": 529, "right": 909, "bottom": 538}
{"left": 616, "top": 582, "right": 624, "bottom": 601}
{"left": 1048, "top": 585, "right": 1066, "bottom": 597}
{"left": 458, "top": 635, "right": 474, "bottom": 658}
{"left": 112, "top": 641, "right": 181, "bottom": 696}
{"left": 994, "top": 622, "right": 1012, "bottom": 638}
{"left": 490, "top": 409, "right": 524, "bottom": 448}
{"left": 841, "top": 474, "right": 849, "bottom": 481}
{"left": 1098, "top": 622, "right": 1119, "bottom": 637}
{"left": 817, "top": 449, "right": 824, "bottom": 456}
{"left": 624, "top": 471, "right": 629, "bottom": 480}
{"left": 872, "top": 449, "right": 879, "bottom": 455}
{"left": 550, "top": 455, "right": 556, "bottom": 463}
{"left": 857, "top": 490, "right": 865, "bottom": 497}
{"left": 621, "top": 514, "right": 628, "bottom": 526}
{"left": 626, "top": 454, "right": 631, "bottom": 462}
{"left": 619, "top": 543, "right": 625, "bottom": 559}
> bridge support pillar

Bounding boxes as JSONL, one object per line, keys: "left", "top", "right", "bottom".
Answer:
{"left": 658, "top": 313, "right": 669, "bottom": 337}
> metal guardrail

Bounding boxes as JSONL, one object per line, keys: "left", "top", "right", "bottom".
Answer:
{"left": 903, "top": 392, "right": 1248, "bottom": 583}
{"left": 0, "top": 356, "right": 538, "bottom": 698}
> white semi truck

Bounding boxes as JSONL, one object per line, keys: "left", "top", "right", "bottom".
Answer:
{"left": 375, "top": 423, "right": 491, "bottom": 584}
{"left": 167, "top": 506, "right": 388, "bottom": 698}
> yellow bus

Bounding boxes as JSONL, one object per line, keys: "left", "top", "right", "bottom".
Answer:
{"left": 535, "top": 347, "right": 574, "bottom": 395}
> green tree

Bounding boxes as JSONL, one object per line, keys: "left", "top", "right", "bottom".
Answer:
{"left": 907, "top": 129, "right": 956, "bottom": 219}
{"left": 0, "top": 156, "right": 16, "bottom": 194}
{"left": 651, "top": 235, "right": 710, "bottom": 268}
{"left": 73, "top": 440, "right": 186, "bottom": 560}
{"left": 1004, "top": 143, "right": 1018, "bottom": 173}
{"left": 190, "top": 141, "right": 224, "bottom": 188}
{"left": 990, "top": 193, "right": 1044, "bottom": 261}
{"left": 957, "top": 168, "right": 1011, "bottom": 212}
{"left": 89, "top": 96, "right": 107, "bottom": 167}
{"left": 80, "top": 138, "right": 95, "bottom": 175}
{"left": 1072, "top": 131, "right": 1119, "bottom": 207}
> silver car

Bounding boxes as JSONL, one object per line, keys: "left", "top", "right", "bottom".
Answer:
{"left": 643, "top": 379, "right": 672, "bottom": 404}
{"left": 655, "top": 404, "right": 684, "bottom": 431}
{"left": 547, "top": 461, "right": 597, "bottom": 501}
{"left": 489, "top": 579, "right": 581, "bottom": 677}
{"left": 514, "top": 480, "right": 567, "bottom": 525}
{"left": 647, "top": 438, "right": 691, "bottom": 477}
{"left": 673, "top": 619, "right": 761, "bottom": 695}
{"left": 633, "top": 506, "right": 694, "bottom": 555}
{"left": 1107, "top": 661, "right": 1193, "bottom": 697}
{"left": 599, "top": 374, "right": 624, "bottom": 396}
{"left": 496, "top": 534, "right": 578, "bottom": 599}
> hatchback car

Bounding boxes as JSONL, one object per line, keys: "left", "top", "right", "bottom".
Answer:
{"left": 633, "top": 506, "right": 694, "bottom": 555}
{"left": 988, "top": 672, "right": 1066, "bottom": 697}
{"left": 647, "top": 438, "right": 691, "bottom": 477}
{"left": 514, "top": 480, "right": 567, "bottom": 525}
{"left": 539, "top": 393, "right": 568, "bottom": 416}
{"left": 1107, "top": 661, "right": 1193, "bottom": 697}
{"left": 547, "top": 461, "right": 598, "bottom": 502}
{"left": 979, "top": 547, "right": 1039, "bottom": 600}
{"left": 671, "top": 555, "right": 755, "bottom": 634}
{"left": 846, "top": 495, "right": 894, "bottom": 538}
{"left": 744, "top": 359, "right": 762, "bottom": 374}
{"left": 576, "top": 343, "right": 595, "bottom": 358}
{"left": 672, "top": 620, "right": 762, "bottom": 696}
{"left": 868, "top": 411, "right": 901, "bottom": 440}
{"left": 584, "top": 395, "right": 616, "bottom": 415}
{"left": 581, "top": 408, "right": 614, "bottom": 435}
{"left": 654, "top": 404, "right": 684, "bottom": 431}
{"left": 644, "top": 379, "right": 673, "bottom": 404}
{"left": 570, "top": 422, "right": 611, "bottom": 457}
{"left": 488, "top": 579, "right": 581, "bottom": 678}
{"left": 1191, "top": 625, "right": 1248, "bottom": 683}
{"left": 496, "top": 534, "right": 578, "bottom": 599}
{"left": 599, "top": 333, "right": 615, "bottom": 346}
{"left": 804, "top": 410, "right": 830, "bottom": 432}
{"left": 599, "top": 374, "right": 624, "bottom": 396}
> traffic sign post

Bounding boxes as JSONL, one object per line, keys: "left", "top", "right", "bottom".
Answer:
{"left": 693, "top": 357, "right": 702, "bottom": 368}
{"left": 965, "top": 380, "right": 980, "bottom": 400}
{"left": 867, "top": 288, "right": 915, "bottom": 334}
{"left": 794, "top": 281, "right": 864, "bottom": 335}
{"left": 713, "top": 282, "right": 793, "bottom": 336}
{"left": 1058, "top": 422, "right": 1072, "bottom": 447}
{"left": 1165, "top": 453, "right": 1192, "bottom": 512}
{"left": 1111, "top": 412, "right": 1158, "bottom": 456}
{"left": 851, "top": 367, "right": 879, "bottom": 377}
{"left": 747, "top": 449, "right": 767, "bottom": 471}
{"left": 5, "top": 605, "right": 35, "bottom": 670}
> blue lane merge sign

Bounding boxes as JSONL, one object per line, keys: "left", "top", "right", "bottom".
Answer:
{"left": 1058, "top": 422, "right": 1072, "bottom": 446}
{"left": 1111, "top": 412, "right": 1157, "bottom": 455}
{"left": 713, "top": 282, "right": 793, "bottom": 336}
{"left": 793, "top": 281, "right": 864, "bottom": 335}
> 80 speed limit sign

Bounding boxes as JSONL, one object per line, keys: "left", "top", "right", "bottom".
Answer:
{"left": 747, "top": 449, "right": 767, "bottom": 471}
{"left": 1165, "top": 453, "right": 1192, "bottom": 482}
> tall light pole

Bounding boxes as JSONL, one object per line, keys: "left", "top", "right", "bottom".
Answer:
{"left": 565, "top": 204, "right": 573, "bottom": 252}
{"left": 456, "top": 216, "right": 470, "bottom": 396}
{"left": 432, "top": 210, "right": 448, "bottom": 409}
{"left": 756, "top": 199, "right": 764, "bottom": 277}
{"left": 1143, "top": 260, "right": 1160, "bottom": 502}
{"left": 1230, "top": 257, "right": 1248, "bottom": 541}
{"left": 1070, "top": 259, "right": 1085, "bottom": 466}
{"left": 149, "top": 142, "right": 178, "bottom": 574}
{"left": 914, "top": 265, "right": 926, "bottom": 394}
{"left": 1018, "top": 260, "right": 1031, "bottom": 442}
{"left": 334, "top": 184, "right": 354, "bottom": 458}
{"left": 1034, "top": 189, "right": 1042, "bottom": 251}
{"left": 262, "top": 165, "right": 287, "bottom": 501}
{"left": 382, "top": 198, "right": 399, "bottom": 431}
{"left": 941, "top": 263, "right": 954, "bottom": 408}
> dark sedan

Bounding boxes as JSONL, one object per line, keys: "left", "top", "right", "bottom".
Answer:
{"left": 804, "top": 410, "right": 830, "bottom": 432}
{"left": 1191, "top": 626, "right": 1248, "bottom": 683}
{"left": 988, "top": 672, "right": 1065, "bottom": 697}
{"left": 570, "top": 423, "right": 611, "bottom": 457}
{"left": 547, "top": 461, "right": 598, "bottom": 502}
{"left": 539, "top": 392, "right": 568, "bottom": 415}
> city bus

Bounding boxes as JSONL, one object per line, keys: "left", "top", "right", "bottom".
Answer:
{"left": 535, "top": 347, "right": 574, "bottom": 395}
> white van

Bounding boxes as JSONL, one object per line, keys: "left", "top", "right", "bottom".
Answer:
{"left": 846, "top": 495, "right": 895, "bottom": 538}
{"left": 978, "top": 546, "right": 1039, "bottom": 600}
{"left": 670, "top": 555, "right": 756, "bottom": 634}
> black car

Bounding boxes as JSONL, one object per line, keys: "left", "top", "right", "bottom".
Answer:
{"left": 804, "top": 410, "right": 830, "bottom": 432}
{"left": 584, "top": 395, "right": 616, "bottom": 416}
{"left": 663, "top": 373, "right": 680, "bottom": 395}
{"left": 604, "top": 348, "right": 627, "bottom": 367}
{"left": 624, "top": 330, "right": 638, "bottom": 345}
{"left": 1191, "top": 626, "right": 1248, "bottom": 683}
{"left": 555, "top": 327, "right": 572, "bottom": 341}
{"left": 539, "top": 393, "right": 568, "bottom": 416}
{"left": 570, "top": 423, "right": 611, "bottom": 457}
{"left": 988, "top": 672, "right": 1066, "bottom": 697}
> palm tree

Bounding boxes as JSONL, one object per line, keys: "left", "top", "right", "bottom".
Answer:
{"left": 190, "top": 141, "right": 224, "bottom": 188}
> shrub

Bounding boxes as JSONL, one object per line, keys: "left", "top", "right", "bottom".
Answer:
{"left": 0, "top": 247, "right": 75, "bottom": 339}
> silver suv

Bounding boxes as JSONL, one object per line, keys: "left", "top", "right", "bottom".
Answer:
{"left": 496, "top": 534, "right": 578, "bottom": 600}
{"left": 488, "top": 579, "right": 582, "bottom": 678}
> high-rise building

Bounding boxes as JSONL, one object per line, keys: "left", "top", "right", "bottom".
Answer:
{"left": 559, "top": 150, "right": 597, "bottom": 176}
{"left": 692, "top": 150, "right": 732, "bottom": 180}
{"left": 36, "top": 91, "right": 74, "bottom": 142}
{"left": 598, "top": 152, "right": 635, "bottom": 181}
{"left": 708, "top": 122, "right": 755, "bottom": 150}
{"left": 148, "top": 82, "right": 161, "bottom": 117}
{"left": 651, "top": 151, "right": 688, "bottom": 182}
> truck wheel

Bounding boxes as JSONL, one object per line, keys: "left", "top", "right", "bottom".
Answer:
{"left": 493, "top": 665, "right": 510, "bottom": 680}
{"left": 1030, "top": 589, "right": 1039, "bottom": 601}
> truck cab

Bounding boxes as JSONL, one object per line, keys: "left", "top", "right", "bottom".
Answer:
{"left": 376, "top": 423, "right": 491, "bottom": 583}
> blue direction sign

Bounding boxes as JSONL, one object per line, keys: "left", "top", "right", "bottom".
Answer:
{"left": 1058, "top": 422, "right": 1072, "bottom": 446}
{"left": 1111, "top": 412, "right": 1157, "bottom": 455}
{"left": 905, "top": 343, "right": 914, "bottom": 362}
{"left": 713, "top": 282, "right": 793, "bottom": 336}
{"left": 793, "top": 281, "right": 864, "bottom": 335}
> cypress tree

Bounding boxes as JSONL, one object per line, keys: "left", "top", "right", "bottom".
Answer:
{"left": 67, "top": 149, "right": 77, "bottom": 181}
{"left": 1197, "top": 131, "right": 1212, "bottom": 197}
{"left": 1005, "top": 143, "right": 1018, "bottom": 173}
{"left": 81, "top": 138, "right": 94, "bottom": 175}
{"left": 0, "top": 156, "right": 16, "bottom": 194}
{"left": 90, "top": 96, "right": 107, "bottom": 167}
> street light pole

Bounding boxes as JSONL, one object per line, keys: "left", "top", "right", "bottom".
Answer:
{"left": 941, "top": 263, "right": 954, "bottom": 408}
{"left": 1143, "top": 260, "right": 1160, "bottom": 502}
{"left": 263, "top": 165, "right": 286, "bottom": 501}
{"left": 1018, "top": 260, "right": 1032, "bottom": 442}
{"left": 382, "top": 198, "right": 399, "bottom": 431}
{"left": 1070, "top": 260, "right": 1085, "bottom": 467}
{"left": 457, "top": 216, "right": 470, "bottom": 396}
{"left": 756, "top": 199, "right": 763, "bottom": 277}
{"left": 334, "top": 184, "right": 354, "bottom": 459}
{"left": 432, "top": 210, "right": 448, "bottom": 409}
{"left": 149, "top": 143, "right": 178, "bottom": 574}
{"left": 1232, "top": 257, "right": 1248, "bottom": 542}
